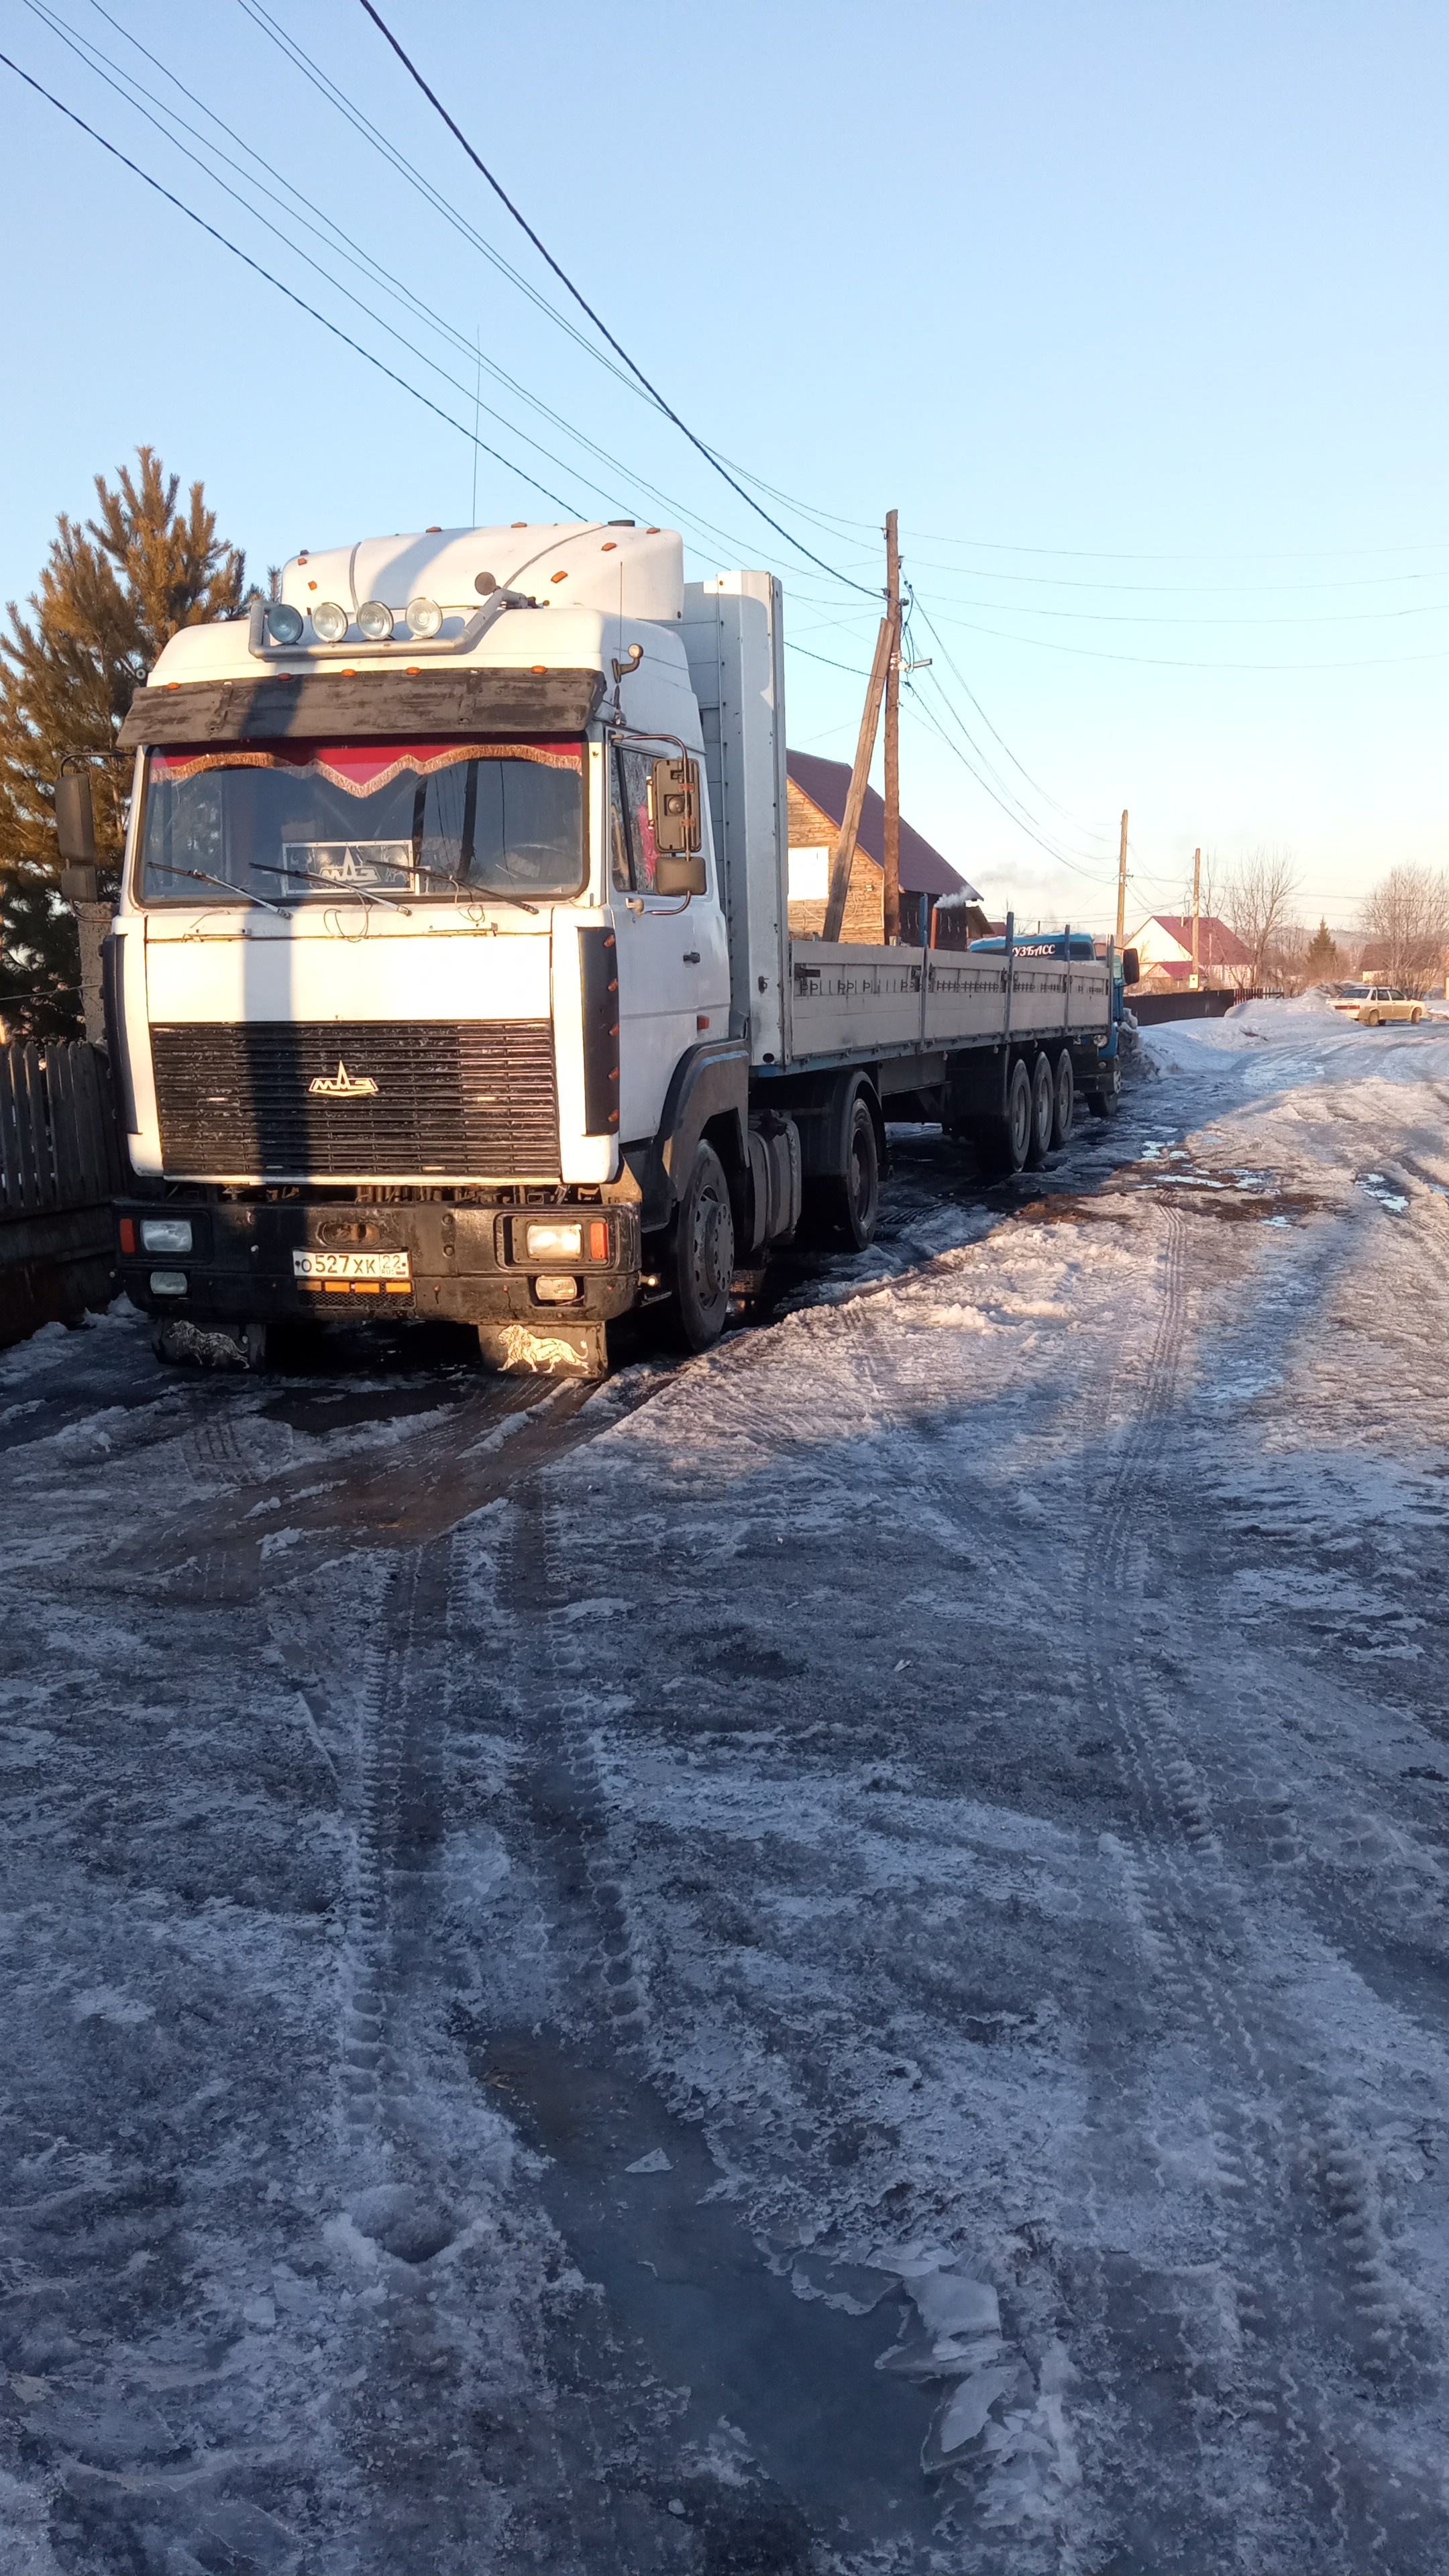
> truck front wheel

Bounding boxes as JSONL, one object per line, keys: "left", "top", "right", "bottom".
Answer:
{"left": 673, "top": 1141, "right": 735, "bottom": 1350}
{"left": 1089, "top": 1056, "right": 1122, "bottom": 1118}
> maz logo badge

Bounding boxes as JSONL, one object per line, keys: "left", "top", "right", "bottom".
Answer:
{"left": 309, "top": 1059, "right": 379, "bottom": 1099}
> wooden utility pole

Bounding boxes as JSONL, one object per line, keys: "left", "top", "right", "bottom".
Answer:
{"left": 1115, "top": 808, "right": 1129, "bottom": 950}
{"left": 821, "top": 607, "right": 894, "bottom": 945}
{"left": 1191, "top": 847, "right": 1201, "bottom": 989}
{"left": 883, "top": 510, "right": 902, "bottom": 945}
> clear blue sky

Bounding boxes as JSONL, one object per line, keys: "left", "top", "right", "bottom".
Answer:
{"left": 5, "top": 0, "right": 1446, "bottom": 935}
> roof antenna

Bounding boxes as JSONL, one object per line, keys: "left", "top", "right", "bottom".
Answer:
{"left": 609, "top": 559, "right": 640, "bottom": 722}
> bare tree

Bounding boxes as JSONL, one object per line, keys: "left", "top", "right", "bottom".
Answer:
{"left": 1271, "top": 920, "right": 1312, "bottom": 994}
{"left": 1225, "top": 847, "right": 1301, "bottom": 992}
{"left": 1359, "top": 865, "right": 1449, "bottom": 994}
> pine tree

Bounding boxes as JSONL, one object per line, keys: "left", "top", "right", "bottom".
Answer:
{"left": 1303, "top": 917, "right": 1340, "bottom": 983}
{"left": 0, "top": 449, "right": 246, "bottom": 1036}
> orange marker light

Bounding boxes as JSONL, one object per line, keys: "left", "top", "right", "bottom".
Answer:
{"left": 119, "top": 1218, "right": 136, "bottom": 1254}
{"left": 601, "top": 541, "right": 617, "bottom": 552}
{"left": 588, "top": 1220, "right": 609, "bottom": 1263}
{"left": 532, "top": 664, "right": 547, "bottom": 675}
{"left": 550, "top": 570, "right": 568, "bottom": 584}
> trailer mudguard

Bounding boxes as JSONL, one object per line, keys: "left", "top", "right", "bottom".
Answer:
{"left": 787, "top": 1065, "right": 885, "bottom": 1182}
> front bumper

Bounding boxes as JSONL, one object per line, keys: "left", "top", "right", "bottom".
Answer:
{"left": 115, "top": 1197, "right": 642, "bottom": 1332}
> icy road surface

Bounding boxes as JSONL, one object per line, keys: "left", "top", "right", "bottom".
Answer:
{"left": 3, "top": 1000, "right": 1449, "bottom": 2574}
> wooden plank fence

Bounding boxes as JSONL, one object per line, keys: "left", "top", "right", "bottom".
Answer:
{"left": 0, "top": 1040, "right": 123, "bottom": 1345}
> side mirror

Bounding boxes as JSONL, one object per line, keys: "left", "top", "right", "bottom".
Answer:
{"left": 1122, "top": 947, "right": 1140, "bottom": 987}
{"left": 655, "top": 849, "right": 706, "bottom": 897}
{"left": 56, "top": 771, "right": 99, "bottom": 902}
{"left": 650, "top": 754, "right": 701, "bottom": 855}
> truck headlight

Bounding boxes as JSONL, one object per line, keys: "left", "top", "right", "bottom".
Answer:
{"left": 526, "top": 1221, "right": 582, "bottom": 1260}
{"left": 267, "top": 601, "right": 304, "bottom": 645}
{"left": 312, "top": 600, "right": 348, "bottom": 643}
{"left": 149, "top": 1270, "right": 188, "bottom": 1297}
{"left": 406, "top": 596, "right": 443, "bottom": 637}
{"left": 140, "top": 1217, "right": 193, "bottom": 1254}
{"left": 357, "top": 599, "right": 394, "bottom": 641}
{"left": 534, "top": 1275, "right": 580, "bottom": 1303}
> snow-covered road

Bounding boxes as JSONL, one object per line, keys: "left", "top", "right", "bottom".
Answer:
{"left": 4, "top": 1001, "right": 1449, "bottom": 2573}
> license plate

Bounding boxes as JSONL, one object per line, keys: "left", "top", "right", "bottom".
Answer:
{"left": 292, "top": 1249, "right": 411, "bottom": 1281}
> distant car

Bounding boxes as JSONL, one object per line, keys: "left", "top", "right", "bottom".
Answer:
{"left": 1330, "top": 983, "right": 1425, "bottom": 1026}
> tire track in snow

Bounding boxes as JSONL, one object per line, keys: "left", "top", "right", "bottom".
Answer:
{"left": 1076, "top": 1195, "right": 1449, "bottom": 2569}
{"left": 1082, "top": 1205, "right": 1354, "bottom": 2565}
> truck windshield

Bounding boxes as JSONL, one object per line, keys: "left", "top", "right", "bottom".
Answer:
{"left": 137, "top": 738, "right": 585, "bottom": 905}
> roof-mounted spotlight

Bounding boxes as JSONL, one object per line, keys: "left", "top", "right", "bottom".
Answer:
{"left": 266, "top": 600, "right": 303, "bottom": 645}
{"left": 312, "top": 600, "right": 348, "bottom": 644}
{"left": 356, "top": 599, "right": 394, "bottom": 641}
{"left": 406, "top": 596, "right": 443, "bottom": 638}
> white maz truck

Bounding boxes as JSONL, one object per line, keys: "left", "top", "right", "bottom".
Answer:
{"left": 89, "top": 522, "right": 1129, "bottom": 1372}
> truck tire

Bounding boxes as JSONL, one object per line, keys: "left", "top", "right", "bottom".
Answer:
{"left": 1051, "top": 1047, "right": 1075, "bottom": 1148}
{"left": 672, "top": 1140, "right": 735, "bottom": 1350}
{"left": 977, "top": 1057, "right": 1033, "bottom": 1175}
{"left": 805, "top": 1089, "right": 881, "bottom": 1248}
{"left": 1088, "top": 1055, "right": 1122, "bottom": 1118}
{"left": 1026, "top": 1053, "right": 1055, "bottom": 1167}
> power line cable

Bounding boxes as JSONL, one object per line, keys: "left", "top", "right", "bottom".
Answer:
{"left": 902, "top": 676, "right": 1112, "bottom": 885}
{"left": 353, "top": 0, "right": 878, "bottom": 598}
{"left": 0, "top": 46, "right": 587, "bottom": 516}
{"left": 908, "top": 596, "right": 1116, "bottom": 843}
{"left": 36, "top": 0, "right": 772, "bottom": 553}
{"left": 916, "top": 666, "right": 1112, "bottom": 871}
{"left": 70, "top": 0, "right": 875, "bottom": 594}
{"left": 914, "top": 605, "right": 1449, "bottom": 675}
{"left": 13, "top": 16, "right": 869, "bottom": 594}
{"left": 235, "top": 0, "right": 647, "bottom": 402}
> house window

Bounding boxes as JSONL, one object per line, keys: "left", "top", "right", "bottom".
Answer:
{"left": 788, "top": 844, "right": 831, "bottom": 902}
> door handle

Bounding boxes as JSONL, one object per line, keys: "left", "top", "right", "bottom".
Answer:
{"left": 682, "top": 951, "right": 700, "bottom": 965}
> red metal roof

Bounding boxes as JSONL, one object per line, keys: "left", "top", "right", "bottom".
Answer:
{"left": 786, "top": 751, "right": 977, "bottom": 900}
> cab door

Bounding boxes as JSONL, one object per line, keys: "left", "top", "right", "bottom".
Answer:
{"left": 608, "top": 740, "right": 730, "bottom": 1141}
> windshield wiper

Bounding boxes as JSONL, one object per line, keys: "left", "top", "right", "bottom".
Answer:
{"left": 252, "top": 860, "right": 405, "bottom": 912}
{"left": 408, "top": 856, "right": 539, "bottom": 914}
{"left": 182, "top": 867, "right": 288, "bottom": 915}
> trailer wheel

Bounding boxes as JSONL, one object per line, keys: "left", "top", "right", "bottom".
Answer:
{"left": 1026, "top": 1053, "right": 1055, "bottom": 1167}
{"left": 672, "top": 1140, "right": 735, "bottom": 1350}
{"left": 1051, "top": 1047, "right": 1075, "bottom": 1148}
{"left": 835, "top": 1093, "right": 882, "bottom": 1247}
{"left": 977, "top": 1057, "right": 1034, "bottom": 1175}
